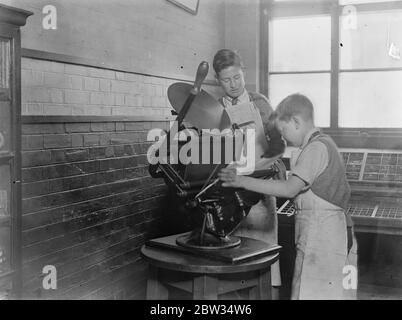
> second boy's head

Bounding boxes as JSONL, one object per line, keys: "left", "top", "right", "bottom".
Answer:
{"left": 274, "top": 94, "right": 315, "bottom": 148}
{"left": 213, "top": 49, "right": 246, "bottom": 99}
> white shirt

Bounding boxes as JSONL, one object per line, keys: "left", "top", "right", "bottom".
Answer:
{"left": 221, "top": 89, "right": 250, "bottom": 108}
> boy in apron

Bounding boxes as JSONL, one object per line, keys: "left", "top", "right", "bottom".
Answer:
{"left": 219, "top": 93, "right": 358, "bottom": 300}
{"left": 213, "top": 49, "right": 286, "bottom": 299}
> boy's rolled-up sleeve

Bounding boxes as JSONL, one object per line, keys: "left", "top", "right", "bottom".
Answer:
{"left": 290, "top": 141, "right": 328, "bottom": 187}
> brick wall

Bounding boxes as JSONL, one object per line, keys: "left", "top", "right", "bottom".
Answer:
{"left": 22, "top": 58, "right": 224, "bottom": 116}
{"left": 21, "top": 117, "right": 171, "bottom": 299}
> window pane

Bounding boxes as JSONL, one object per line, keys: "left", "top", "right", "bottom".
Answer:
{"left": 0, "top": 101, "right": 11, "bottom": 153}
{"left": 0, "top": 39, "right": 10, "bottom": 90}
{"left": 269, "top": 15, "right": 331, "bottom": 72}
{"left": 0, "top": 164, "right": 11, "bottom": 276}
{"left": 0, "top": 225, "right": 11, "bottom": 276}
{"left": 0, "top": 164, "right": 10, "bottom": 218}
{"left": 339, "top": 71, "right": 402, "bottom": 127}
{"left": 269, "top": 73, "right": 331, "bottom": 127}
{"left": 340, "top": 9, "right": 402, "bottom": 69}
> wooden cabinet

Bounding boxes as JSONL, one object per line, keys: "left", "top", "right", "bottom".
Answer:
{"left": 0, "top": 4, "right": 32, "bottom": 299}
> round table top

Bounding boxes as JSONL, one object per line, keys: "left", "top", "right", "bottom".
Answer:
{"left": 141, "top": 244, "right": 279, "bottom": 274}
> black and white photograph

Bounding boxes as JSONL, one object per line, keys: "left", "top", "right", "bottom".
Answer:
{"left": 0, "top": 0, "right": 401, "bottom": 304}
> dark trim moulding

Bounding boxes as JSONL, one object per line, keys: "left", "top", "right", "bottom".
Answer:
{"left": 324, "top": 128, "right": 402, "bottom": 150}
{"left": 21, "top": 48, "right": 218, "bottom": 87}
{"left": 340, "top": 67, "right": 402, "bottom": 73}
{"left": 269, "top": 70, "right": 331, "bottom": 75}
{"left": 0, "top": 4, "right": 32, "bottom": 26}
{"left": 269, "top": 67, "right": 402, "bottom": 75}
{"left": 22, "top": 115, "right": 176, "bottom": 124}
{"left": 263, "top": 1, "right": 402, "bottom": 18}
{"left": 338, "top": 1, "right": 402, "bottom": 13}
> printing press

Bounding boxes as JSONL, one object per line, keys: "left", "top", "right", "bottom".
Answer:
{"left": 146, "top": 61, "right": 285, "bottom": 263}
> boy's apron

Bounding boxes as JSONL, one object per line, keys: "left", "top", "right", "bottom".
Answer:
{"left": 290, "top": 152, "right": 358, "bottom": 299}
{"left": 225, "top": 99, "right": 281, "bottom": 286}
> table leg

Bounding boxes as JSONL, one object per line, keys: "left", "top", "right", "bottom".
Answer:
{"left": 249, "top": 269, "right": 272, "bottom": 300}
{"left": 146, "top": 265, "right": 169, "bottom": 300}
{"left": 192, "top": 274, "right": 218, "bottom": 300}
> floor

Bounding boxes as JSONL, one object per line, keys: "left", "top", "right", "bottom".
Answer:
{"left": 356, "top": 263, "right": 402, "bottom": 300}
{"left": 357, "top": 283, "right": 402, "bottom": 300}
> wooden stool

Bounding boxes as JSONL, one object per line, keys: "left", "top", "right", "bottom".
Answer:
{"left": 141, "top": 239, "right": 279, "bottom": 300}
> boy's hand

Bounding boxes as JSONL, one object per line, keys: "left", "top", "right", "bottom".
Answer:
{"left": 218, "top": 168, "right": 245, "bottom": 188}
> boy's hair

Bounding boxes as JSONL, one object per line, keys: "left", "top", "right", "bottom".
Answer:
{"left": 213, "top": 49, "right": 243, "bottom": 75}
{"left": 275, "top": 93, "right": 314, "bottom": 122}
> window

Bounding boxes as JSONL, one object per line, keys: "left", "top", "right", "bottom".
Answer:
{"left": 269, "top": 73, "right": 331, "bottom": 127}
{"left": 340, "top": 9, "right": 402, "bottom": 69}
{"left": 269, "top": 16, "right": 331, "bottom": 72}
{"left": 264, "top": 0, "right": 402, "bottom": 131}
{"left": 339, "top": 8, "right": 402, "bottom": 128}
{"left": 339, "top": 71, "right": 402, "bottom": 127}
{"left": 268, "top": 15, "right": 331, "bottom": 127}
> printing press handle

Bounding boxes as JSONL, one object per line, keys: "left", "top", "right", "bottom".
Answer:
{"left": 191, "top": 61, "right": 209, "bottom": 95}
{"left": 149, "top": 61, "right": 209, "bottom": 181}
{"left": 176, "top": 61, "right": 209, "bottom": 126}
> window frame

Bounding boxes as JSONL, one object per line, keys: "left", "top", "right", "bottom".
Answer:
{"left": 260, "top": 0, "right": 402, "bottom": 149}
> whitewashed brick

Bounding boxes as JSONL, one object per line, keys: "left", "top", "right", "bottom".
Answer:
{"left": 84, "top": 77, "right": 100, "bottom": 91}
{"left": 112, "top": 107, "right": 130, "bottom": 116}
{"left": 43, "top": 104, "right": 72, "bottom": 115}
{"left": 65, "top": 90, "right": 89, "bottom": 104}
{"left": 65, "top": 64, "right": 90, "bottom": 76}
{"left": 49, "top": 88, "right": 64, "bottom": 103}
{"left": 89, "top": 68, "right": 115, "bottom": 79}
{"left": 136, "top": 96, "right": 144, "bottom": 107}
{"left": 143, "top": 75, "right": 154, "bottom": 84}
{"left": 111, "top": 80, "right": 132, "bottom": 93}
{"left": 22, "top": 87, "right": 46, "bottom": 103}
{"left": 72, "top": 105, "right": 86, "bottom": 115}
{"left": 152, "top": 96, "right": 164, "bottom": 107}
{"left": 115, "top": 93, "right": 125, "bottom": 106}
{"left": 69, "top": 75, "right": 83, "bottom": 90}
{"left": 22, "top": 70, "right": 43, "bottom": 87}
{"left": 25, "top": 103, "right": 43, "bottom": 115}
{"left": 143, "top": 96, "right": 151, "bottom": 107}
{"left": 147, "top": 108, "right": 159, "bottom": 117}
{"left": 21, "top": 103, "right": 28, "bottom": 114}
{"left": 115, "top": 71, "right": 125, "bottom": 81}
{"left": 124, "top": 73, "right": 142, "bottom": 82}
{"left": 85, "top": 106, "right": 107, "bottom": 115}
{"left": 99, "top": 79, "right": 111, "bottom": 92}
{"left": 22, "top": 58, "right": 64, "bottom": 73}
{"left": 90, "top": 92, "right": 114, "bottom": 105}
{"left": 144, "top": 84, "right": 155, "bottom": 96}
{"left": 44, "top": 72, "right": 71, "bottom": 89}
{"left": 129, "top": 82, "right": 139, "bottom": 95}
{"left": 151, "top": 76, "right": 165, "bottom": 85}
{"left": 124, "top": 95, "right": 139, "bottom": 106}
{"left": 124, "top": 108, "right": 138, "bottom": 116}
{"left": 98, "top": 106, "right": 112, "bottom": 116}
{"left": 155, "top": 85, "right": 164, "bottom": 97}
{"left": 137, "top": 82, "right": 145, "bottom": 94}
